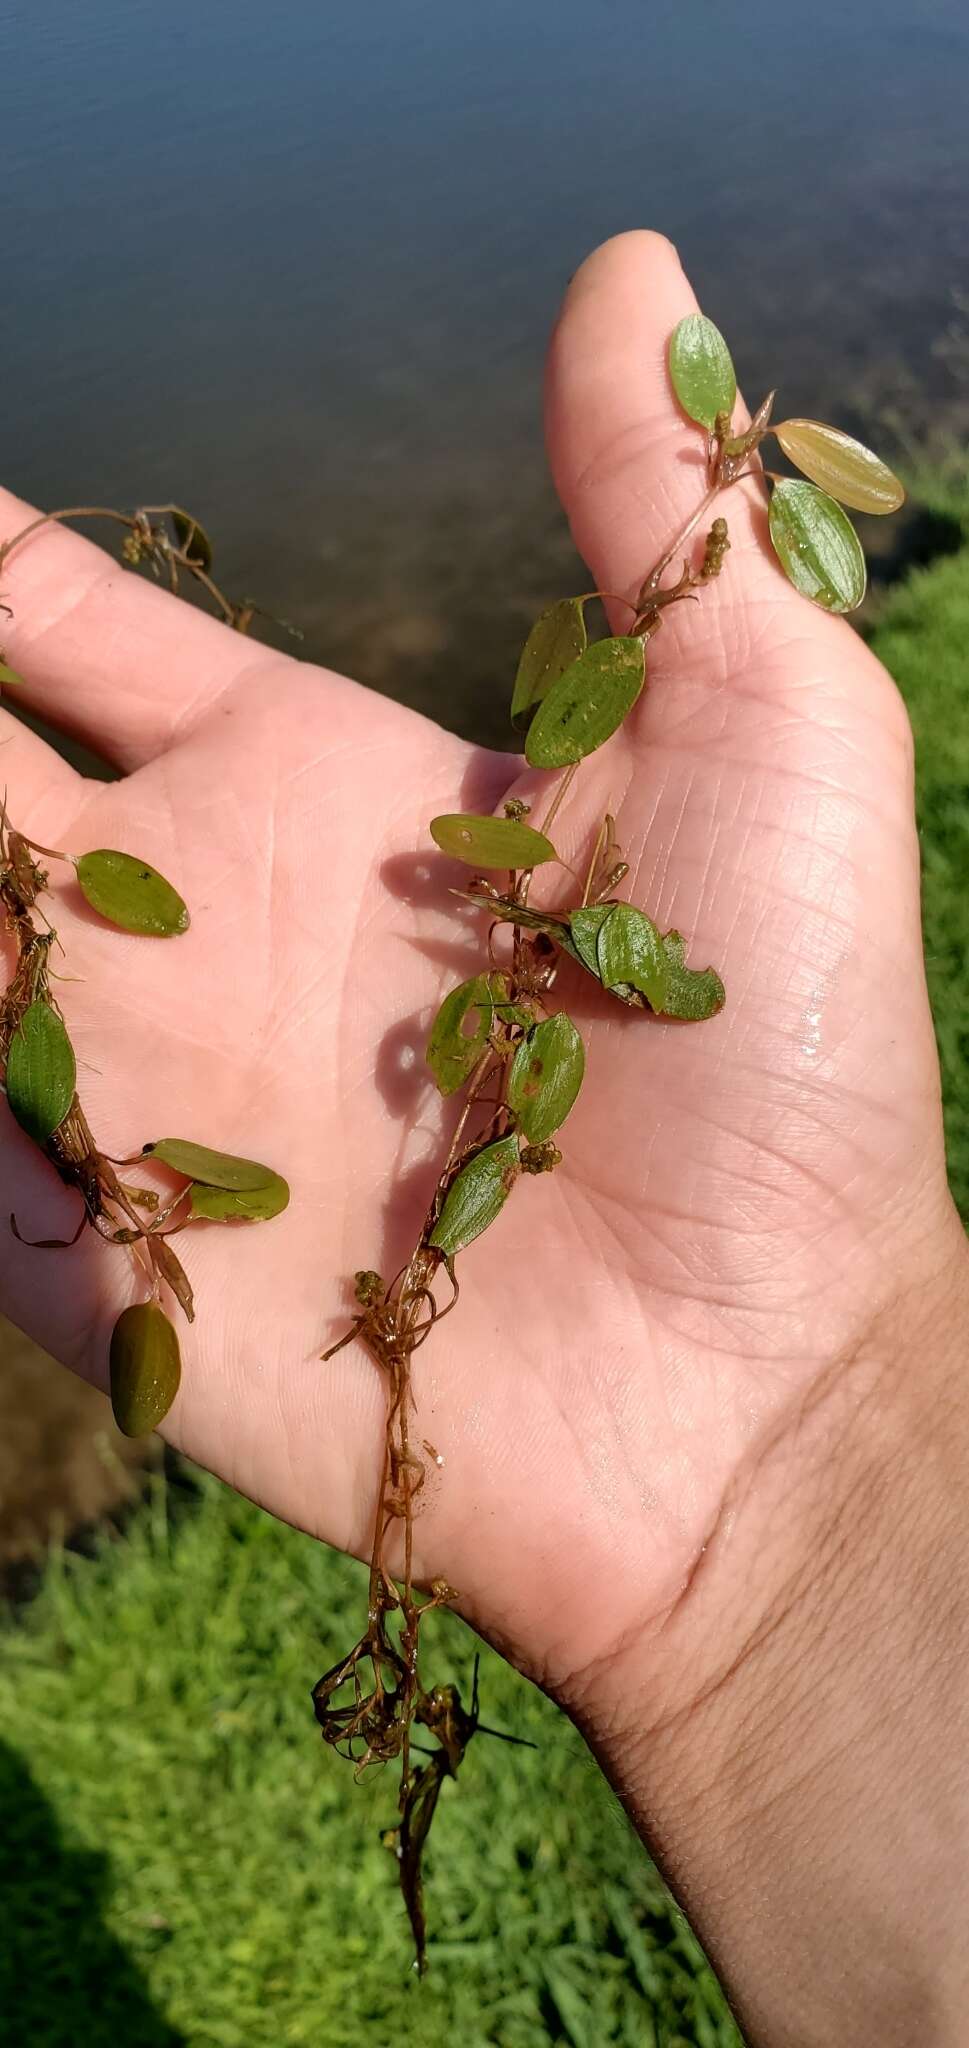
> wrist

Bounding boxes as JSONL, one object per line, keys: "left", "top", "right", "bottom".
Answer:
{"left": 568, "top": 1224, "right": 969, "bottom": 2047}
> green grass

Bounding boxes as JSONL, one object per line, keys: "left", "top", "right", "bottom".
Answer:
{"left": 865, "top": 463, "right": 969, "bottom": 1217}
{"left": 2, "top": 478, "right": 968, "bottom": 2048}
{"left": 0, "top": 1470, "right": 739, "bottom": 2048}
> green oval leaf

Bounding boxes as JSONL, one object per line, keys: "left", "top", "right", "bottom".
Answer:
{"left": 144, "top": 1138, "right": 282, "bottom": 1191}
{"left": 768, "top": 480, "right": 867, "bottom": 614}
{"left": 6, "top": 1000, "right": 76, "bottom": 1143}
{"left": 569, "top": 903, "right": 616, "bottom": 976}
{"left": 429, "top": 1134, "right": 520, "bottom": 1257}
{"left": 425, "top": 972, "right": 510, "bottom": 1096}
{"left": 189, "top": 1173, "right": 289, "bottom": 1222}
{"left": 110, "top": 1301, "right": 181, "bottom": 1438}
{"left": 171, "top": 508, "right": 213, "bottom": 571}
{"left": 660, "top": 931, "right": 725, "bottom": 1020}
{"left": 773, "top": 420, "right": 905, "bottom": 516}
{"left": 669, "top": 314, "right": 737, "bottom": 431}
{"left": 75, "top": 850, "right": 190, "bottom": 936}
{"left": 507, "top": 1011, "right": 585, "bottom": 1144}
{"left": 596, "top": 904, "right": 669, "bottom": 1013}
{"left": 525, "top": 638, "right": 646, "bottom": 769}
{"left": 429, "top": 814, "right": 557, "bottom": 869}
{"left": 510, "top": 597, "right": 588, "bottom": 731}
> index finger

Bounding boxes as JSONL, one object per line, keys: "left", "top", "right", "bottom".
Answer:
{"left": 0, "top": 486, "right": 280, "bottom": 772}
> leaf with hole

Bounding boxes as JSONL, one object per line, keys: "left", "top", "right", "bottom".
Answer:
{"left": 525, "top": 637, "right": 646, "bottom": 769}
{"left": 425, "top": 972, "right": 522, "bottom": 1096}
{"left": 510, "top": 597, "right": 588, "bottom": 731}
{"left": 110, "top": 1301, "right": 181, "bottom": 1437}
{"left": 660, "top": 931, "right": 725, "bottom": 1019}
{"left": 143, "top": 1138, "right": 284, "bottom": 1191}
{"left": 669, "top": 314, "right": 736, "bottom": 430}
{"left": 76, "top": 849, "right": 190, "bottom": 936}
{"left": 429, "top": 1134, "right": 520, "bottom": 1257}
{"left": 596, "top": 903, "right": 669, "bottom": 1012}
{"left": 773, "top": 420, "right": 904, "bottom": 515}
{"left": 507, "top": 1011, "right": 585, "bottom": 1144}
{"left": 6, "top": 1000, "right": 76, "bottom": 1143}
{"left": 768, "top": 480, "right": 866, "bottom": 613}
{"left": 171, "top": 508, "right": 214, "bottom": 571}
{"left": 429, "top": 814, "right": 558, "bottom": 869}
{"left": 189, "top": 1174, "right": 289, "bottom": 1222}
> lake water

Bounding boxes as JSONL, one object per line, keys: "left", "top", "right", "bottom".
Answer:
{"left": 3, "top": 0, "right": 968, "bottom": 746}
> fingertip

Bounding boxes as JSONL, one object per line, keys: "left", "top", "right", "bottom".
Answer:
{"left": 556, "top": 230, "right": 688, "bottom": 323}
{"left": 544, "top": 231, "right": 700, "bottom": 502}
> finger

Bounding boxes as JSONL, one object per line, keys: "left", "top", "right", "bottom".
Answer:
{"left": 0, "top": 707, "right": 82, "bottom": 826}
{"left": 0, "top": 487, "right": 277, "bottom": 771}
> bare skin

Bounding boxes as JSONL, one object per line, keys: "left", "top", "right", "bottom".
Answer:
{"left": 2, "top": 232, "right": 967, "bottom": 2043}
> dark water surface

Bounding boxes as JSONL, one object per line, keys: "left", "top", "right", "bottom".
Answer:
{"left": 3, "top": 0, "right": 968, "bottom": 745}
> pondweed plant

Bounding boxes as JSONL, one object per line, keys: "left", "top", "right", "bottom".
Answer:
{"left": 314, "top": 314, "right": 905, "bottom": 1966}
{"left": 0, "top": 315, "right": 905, "bottom": 1970}
{"left": 0, "top": 510, "right": 290, "bottom": 1441}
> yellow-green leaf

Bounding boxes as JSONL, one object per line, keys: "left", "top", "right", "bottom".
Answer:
{"left": 110, "top": 1301, "right": 181, "bottom": 1438}
{"left": 774, "top": 420, "right": 905, "bottom": 515}
{"left": 429, "top": 1135, "right": 520, "bottom": 1256}
{"left": 669, "top": 314, "right": 736, "bottom": 430}
{"left": 525, "top": 638, "right": 646, "bottom": 769}
{"left": 0, "top": 662, "right": 25, "bottom": 690}
{"left": 660, "top": 932, "right": 725, "bottom": 1020}
{"left": 510, "top": 597, "right": 588, "bottom": 731}
{"left": 171, "top": 508, "right": 214, "bottom": 571}
{"left": 596, "top": 903, "right": 669, "bottom": 1012}
{"left": 768, "top": 480, "right": 867, "bottom": 614}
{"left": 6, "top": 1000, "right": 76, "bottom": 1143}
{"left": 75, "top": 850, "right": 190, "bottom": 936}
{"left": 189, "top": 1175, "right": 289, "bottom": 1222}
{"left": 143, "top": 1138, "right": 282, "bottom": 1191}
{"left": 429, "top": 814, "right": 557, "bottom": 868}
{"left": 507, "top": 1012, "right": 584, "bottom": 1144}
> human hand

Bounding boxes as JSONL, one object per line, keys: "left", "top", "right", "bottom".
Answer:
{"left": 2, "top": 231, "right": 967, "bottom": 2042}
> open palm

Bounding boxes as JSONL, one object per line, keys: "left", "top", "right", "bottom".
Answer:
{"left": 1, "top": 234, "right": 957, "bottom": 1713}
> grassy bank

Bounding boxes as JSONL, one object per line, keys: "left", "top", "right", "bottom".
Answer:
{"left": 2, "top": 483, "right": 967, "bottom": 2048}
{"left": 0, "top": 1470, "right": 737, "bottom": 2048}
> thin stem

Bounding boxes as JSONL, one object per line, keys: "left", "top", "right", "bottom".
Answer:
{"left": 636, "top": 482, "right": 721, "bottom": 604}
{"left": 0, "top": 507, "right": 135, "bottom": 573}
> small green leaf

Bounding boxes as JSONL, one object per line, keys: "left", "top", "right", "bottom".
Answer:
{"left": 426, "top": 973, "right": 504, "bottom": 1096}
{"left": 75, "top": 850, "right": 190, "bottom": 936}
{"left": 773, "top": 420, "right": 905, "bottom": 515}
{"left": 0, "top": 662, "right": 25, "bottom": 690}
{"left": 596, "top": 903, "right": 669, "bottom": 1012}
{"left": 510, "top": 597, "right": 588, "bottom": 731}
{"left": 768, "top": 480, "right": 867, "bottom": 613}
{"left": 669, "top": 314, "right": 737, "bottom": 431}
{"left": 110, "top": 1301, "right": 181, "bottom": 1438}
{"left": 525, "top": 638, "right": 646, "bottom": 769}
{"left": 429, "top": 814, "right": 558, "bottom": 869}
{"left": 189, "top": 1173, "right": 289, "bottom": 1222}
{"left": 429, "top": 1134, "right": 520, "bottom": 1256}
{"left": 143, "top": 1138, "right": 282, "bottom": 1191}
{"left": 569, "top": 904, "right": 617, "bottom": 976}
{"left": 6, "top": 1000, "right": 76, "bottom": 1143}
{"left": 507, "top": 1012, "right": 585, "bottom": 1143}
{"left": 660, "top": 932, "right": 725, "bottom": 1020}
{"left": 171, "top": 508, "right": 213, "bottom": 571}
